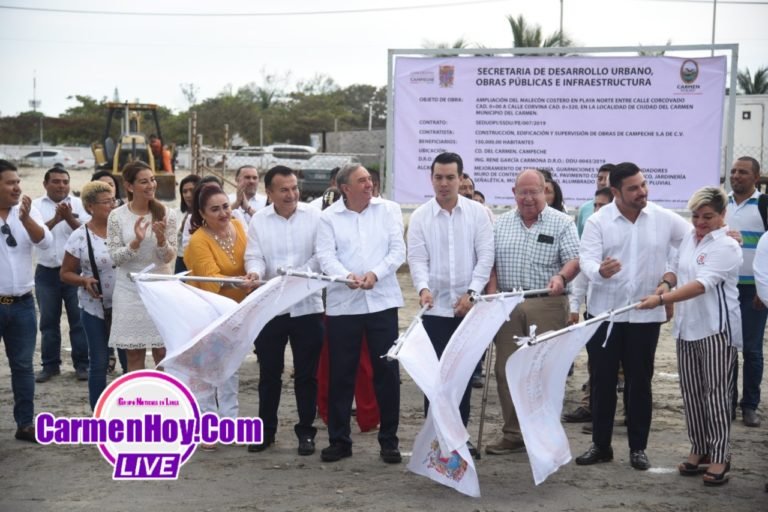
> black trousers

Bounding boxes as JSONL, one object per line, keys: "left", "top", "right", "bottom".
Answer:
{"left": 254, "top": 313, "right": 324, "bottom": 439}
{"left": 327, "top": 308, "right": 400, "bottom": 449}
{"left": 422, "top": 315, "right": 472, "bottom": 427}
{"left": 586, "top": 321, "right": 660, "bottom": 451}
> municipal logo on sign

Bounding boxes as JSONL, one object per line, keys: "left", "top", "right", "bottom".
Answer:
{"left": 680, "top": 60, "right": 699, "bottom": 85}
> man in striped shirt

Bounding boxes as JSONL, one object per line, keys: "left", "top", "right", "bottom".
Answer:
{"left": 725, "top": 156, "right": 766, "bottom": 428}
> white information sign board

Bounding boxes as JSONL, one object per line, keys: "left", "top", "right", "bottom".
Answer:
{"left": 392, "top": 56, "right": 726, "bottom": 208}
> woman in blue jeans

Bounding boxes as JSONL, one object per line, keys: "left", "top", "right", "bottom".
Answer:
{"left": 60, "top": 181, "right": 117, "bottom": 409}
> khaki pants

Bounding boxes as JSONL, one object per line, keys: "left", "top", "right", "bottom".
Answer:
{"left": 494, "top": 295, "right": 568, "bottom": 442}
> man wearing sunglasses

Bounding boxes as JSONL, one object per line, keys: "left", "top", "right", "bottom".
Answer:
{"left": 0, "top": 160, "right": 52, "bottom": 442}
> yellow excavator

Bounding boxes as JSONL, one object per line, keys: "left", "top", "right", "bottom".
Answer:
{"left": 91, "top": 102, "right": 176, "bottom": 200}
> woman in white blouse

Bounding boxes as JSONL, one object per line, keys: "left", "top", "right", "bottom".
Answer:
{"left": 107, "top": 161, "right": 177, "bottom": 372}
{"left": 60, "top": 181, "right": 118, "bottom": 409}
{"left": 638, "top": 186, "right": 741, "bottom": 486}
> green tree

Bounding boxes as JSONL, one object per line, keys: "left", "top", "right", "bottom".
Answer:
{"left": 738, "top": 67, "right": 768, "bottom": 95}
{"left": 507, "top": 14, "right": 572, "bottom": 50}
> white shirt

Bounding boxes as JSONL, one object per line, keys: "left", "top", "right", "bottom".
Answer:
{"left": 725, "top": 190, "right": 764, "bottom": 284}
{"left": 673, "top": 227, "right": 742, "bottom": 347}
{"left": 32, "top": 194, "right": 91, "bottom": 268}
{"left": 580, "top": 201, "right": 689, "bottom": 322}
{"left": 176, "top": 209, "right": 193, "bottom": 259}
{"left": 244, "top": 203, "right": 324, "bottom": 317}
{"left": 407, "top": 196, "right": 494, "bottom": 317}
{"left": 0, "top": 204, "right": 52, "bottom": 295}
{"left": 753, "top": 232, "right": 768, "bottom": 307}
{"left": 228, "top": 192, "right": 267, "bottom": 226}
{"left": 308, "top": 196, "right": 324, "bottom": 210}
{"left": 316, "top": 197, "right": 405, "bottom": 316}
{"left": 64, "top": 225, "right": 117, "bottom": 318}
{"left": 568, "top": 272, "right": 589, "bottom": 314}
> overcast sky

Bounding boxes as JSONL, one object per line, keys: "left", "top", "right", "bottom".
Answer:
{"left": 1, "top": 0, "right": 765, "bottom": 117}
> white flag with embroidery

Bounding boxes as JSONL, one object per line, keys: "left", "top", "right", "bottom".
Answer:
{"left": 137, "top": 275, "right": 327, "bottom": 385}
{"left": 505, "top": 321, "right": 602, "bottom": 485}
{"left": 398, "top": 296, "right": 523, "bottom": 498}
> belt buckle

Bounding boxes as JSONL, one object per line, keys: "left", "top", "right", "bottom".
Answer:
{"left": 0, "top": 296, "right": 13, "bottom": 305}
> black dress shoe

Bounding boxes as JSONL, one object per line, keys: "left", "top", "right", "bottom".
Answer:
{"left": 35, "top": 367, "right": 60, "bottom": 383}
{"left": 380, "top": 447, "right": 402, "bottom": 464}
{"left": 630, "top": 449, "right": 651, "bottom": 470}
{"left": 466, "top": 441, "right": 479, "bottom": 459}
{"left": 562, "top": 406, "right": 592, "bottom": 423}
{"left": 298, "top": 437, "right": 315, "bottom": 456}
{"left": 575, "top": 444, "right": 613, "bottom": 465}
{"left": 321, "top": 443, "right": 352, "bottom": 462}
{"left": 15, "top": 425, "right": 37, "bottom": 443}
{"left": 247, "top": 433, "right": 275, "bottom": 453}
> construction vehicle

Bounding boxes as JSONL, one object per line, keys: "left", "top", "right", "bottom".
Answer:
{"left": 91, "top": 102, "right": 176, "bottom": 200}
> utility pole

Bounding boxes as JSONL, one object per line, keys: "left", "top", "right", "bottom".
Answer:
{"left": 711, "top": 0, "right": 717, "bottom": 56}
{"left": 29, "top": 71, "right": 43, "bottom": 166}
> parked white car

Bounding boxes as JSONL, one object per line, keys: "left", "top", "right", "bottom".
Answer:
{"left": 228, "top": 144, "right": 317, "bottom": 172}
{"left": 20, "top": 149, "right": 84, "bottom": 169}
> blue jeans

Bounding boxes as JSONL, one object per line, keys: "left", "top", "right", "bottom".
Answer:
{"left": 81, "top": 309, "right": 110, "bottom": 410}
{"left": 35, "top": 265, "right": 88, "bottom": 371}
{"left": 0, "top": 294, "right": 37, "bottom": 427}
{"left": 735, "top": 284, "right": 767, "bottom": 411}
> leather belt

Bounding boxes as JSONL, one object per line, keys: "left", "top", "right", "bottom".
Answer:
{"left": 0, "top": 292, "right": 33, "bottom": 305}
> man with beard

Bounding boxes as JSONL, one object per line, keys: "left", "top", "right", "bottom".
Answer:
{"left": 575, "top": 162, "right": 689, "bottom": 470}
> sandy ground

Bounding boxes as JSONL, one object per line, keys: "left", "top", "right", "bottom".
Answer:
{"left": 1, "top": 167, "right": 767, "bottom": 512}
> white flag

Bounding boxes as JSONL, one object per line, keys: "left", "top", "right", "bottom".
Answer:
{"left": 137, "top": 276, "right": 327, "bottom": 385}
{"left": 398, "top": 296, "right": 523, "bottom": 498}
{"left": 505, "top": 321, "right": 602, "bottom": 485}
{"left": 135, "top": 279, "right": 239, "bottom": 353}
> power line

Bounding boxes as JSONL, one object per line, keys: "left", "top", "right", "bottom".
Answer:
{"left": 0, "top": 0, "right": 510, "bottom": 17}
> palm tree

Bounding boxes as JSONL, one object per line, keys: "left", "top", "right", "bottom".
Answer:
{"left": 737, "top": 67, "right": 768, "bottom": 95}
{"left": 422, "top": 37, "right": 479, "bottom": 58}
{"left": 507, "top": 14, "right": 572, "bottom": 49}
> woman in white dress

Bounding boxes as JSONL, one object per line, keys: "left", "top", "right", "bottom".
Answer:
{"left": 107, "top": 161, "right": 177, "bottom": 372}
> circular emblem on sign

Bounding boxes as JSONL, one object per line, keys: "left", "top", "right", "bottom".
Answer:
{"left": 680, "top": 60, "right": 699, "bottom": 85}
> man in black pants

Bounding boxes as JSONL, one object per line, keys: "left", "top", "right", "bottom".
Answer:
{"left": 576, "top": 162, "right": 688, "bottom": 470}
{"left": 315, "top": 163, "right": 406, "bottom": 464}
{"left": 406, "top": 152, "right": 494, "bottom": 457}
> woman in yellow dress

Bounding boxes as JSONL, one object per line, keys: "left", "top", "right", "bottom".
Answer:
{"left": 184, "top": 182, "right": 257, "bottom": 450}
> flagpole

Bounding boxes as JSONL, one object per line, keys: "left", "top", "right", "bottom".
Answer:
{"left": 469, "top": 288, "right": 555, "bottom": 303}
{"left": 527, "top": 302, "right": 642, "bottom": 346}
{"left": 384, "top": 304, "right": 430, "bottom": 360}
{"left": 129, "top": 272, "right": 257, "bottom": 285}
{"left": 475, "top": 339, "right": 494, "bottom": 460}
{"left": 276, "top": 267, "right": 355, "bottom": 285}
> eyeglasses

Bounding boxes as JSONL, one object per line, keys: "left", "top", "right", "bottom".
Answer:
{"left": 516, "top": 188, "right": 544, "bottom": 198}
{"left": 93, "top": 198, "right": 118, "bottom": 206}
{"left": 1, "top": 223, "right": 17, "bottom": 247}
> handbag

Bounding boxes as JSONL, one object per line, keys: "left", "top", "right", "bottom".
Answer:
{"left": 85, "top": 225, "right": 112, "bottom": 340}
